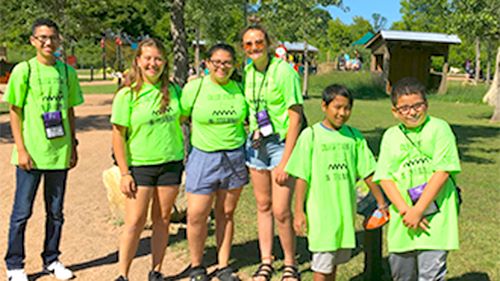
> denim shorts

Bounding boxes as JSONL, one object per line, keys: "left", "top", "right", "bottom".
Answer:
{"left": 130, "top": 160, "right": 184, "bottom": 186}
{"left": 185, "top": 146, "right": 249, "bottom": 195}
{"left": 245, "top": 133, "right": 285, "bottom": 170}
{"left": 311, "top": 249, "right": 352, "bottom": 274}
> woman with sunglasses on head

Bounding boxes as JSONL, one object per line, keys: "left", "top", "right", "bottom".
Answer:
{"left": 241, "top": 25, "right": 304, "bottom": 281}
{"left": 181, "top": 43, "right": 248, "bottom": 281}
{"left": 111, "top": 38, "right": 184, "bottom": 281}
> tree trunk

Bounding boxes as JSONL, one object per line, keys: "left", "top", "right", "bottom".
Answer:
{"left": 437, "top": 54, "right": 449, "bottom": 95}
{"left": 170, "top": 0, "right": 188, "bottom": 87}
{"left": 302, "top": 41, "right": 309, "bottom": 99}
{"left": 194, "top": 26, "right": 200, "bottom": 76}
{"left": 475, "top": 37, "right": 481, "bottom": 83}
{"left": 485, "top": 47, "right": 500, "bottom": 122}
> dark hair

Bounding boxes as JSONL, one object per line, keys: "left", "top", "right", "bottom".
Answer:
{"left": 322, "top": 84, "right": 353, "bottom": 107}
{"left": 207, "top": 43, "right": 236, "bottom": 60}
{"left": 32, "top": 18, "right": 59, "bottom": 34}
{"left": 125, "top": 38, "right": 171, "bottom": 112}
{"left": 240, "top": 24, "right": 271, "bottom": 46}
{"left": 391, "top": 77, "right": 427, "bottom": 105}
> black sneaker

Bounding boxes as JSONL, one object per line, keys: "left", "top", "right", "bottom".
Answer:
{"left": 114, "top": 276, "right": 128, "bottom": 281}
{"left": 189, "top": 266, "right": 209, "bottom": 281}
{"left": 216, "top": 266, "right": 240, "bottom": 281}
{"left": 148, "top": 270, "right": 164, "bottom": 281}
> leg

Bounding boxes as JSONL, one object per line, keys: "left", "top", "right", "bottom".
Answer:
{"left": 5, "top": 168, "right": 42, "bottom": 270}
{"left": 417, "top": 250, "right": 448, "bottom": 281}
{"left": 118, "top": 187, "right": 154, "bottom": 277}
{"left": 313, "top": 270, "right": 335, "bottom": 281}
{"left": 150, "top": 185, "right": 178, "bottom": 272}
{"left": 250, "top": 168, "right": 274, "bottom": 265}
{"left": 187, "top": 192, "right": 214, "bottom": 267}
{"left": 389, "top": 251, "right": 417, "bottom": 281}
{"left": 214, "top": 187, "right": 243, "bottom": 268}
{"left": 41, "top": 169, "right": 68, "bottom": 265}
{"left": 270, "top": 172, "right": 296, "bottom": 268}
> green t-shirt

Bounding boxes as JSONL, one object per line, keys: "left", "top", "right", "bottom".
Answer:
{"left": 181, "top": 77, "right": 247, "bottom": 152}
{"left": 3, "top": 58, "right": 84, "bottom": 169}
{"left": 111, "top": 83, "right": 184, "bottom": 166}
{"left": 373, "top": 116, "right": 461, "bottom": 253}
{"left": 244, "top": 57, "right": 303, "bottom": 140}
{"left": 285, "top": 123, "right": 376, "bottom": 252}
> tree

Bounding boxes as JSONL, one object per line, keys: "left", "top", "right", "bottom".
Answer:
{"left": 170, "top": 0, "right": 188, "bottom": 86}
{"left": 484, "top": 47, "right": 500, "bottom": 122}
{"left": 371, "top": 13, "right": 387, "bottom": 32}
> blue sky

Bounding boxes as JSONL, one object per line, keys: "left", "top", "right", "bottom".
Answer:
{"left": 326, "top": 0, "right": 402, "bottom": 28}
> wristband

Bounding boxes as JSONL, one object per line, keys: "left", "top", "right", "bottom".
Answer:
{"left": 121, "top": 171, "right": 131, "bottom": 177}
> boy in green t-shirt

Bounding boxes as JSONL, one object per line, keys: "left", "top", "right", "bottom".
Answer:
{"left": 286, "top": 85, "right": 387, "bottom": 281}
{"left": 373, "top": 77, "right": 461, "bottom": 281}
{"left": 3, "top": 19, "right": 83, "bottom": 281}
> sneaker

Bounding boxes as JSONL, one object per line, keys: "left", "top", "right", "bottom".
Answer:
{"left": 6, "top": 269, "right": 28, "bottom": 281}
{"left": 189, "top": 266, "right": 209, "bottom": 281}
{"left": 44, "top": 261, "right": 74, "bottom": 280}
{"left": 114, "top": 276, "right": 129, "bottom": 281}
{"left": 148, "top": 270, "right": 164, "bottom": 281}
{"left": 216, "top": 266, "right": 240, "bottom": 281}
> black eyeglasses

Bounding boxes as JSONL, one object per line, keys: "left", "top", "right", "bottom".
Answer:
{"left": 209, "top": 59, "right": 233, "bottom": 68}
{"left": 32, "top": 35, "right": 60, "bottom": 44}
{"left": 396, "top": 102, "right": 427, "bottom": 114}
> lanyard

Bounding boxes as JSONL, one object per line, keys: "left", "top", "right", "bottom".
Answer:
{"left": 252, "top": 61, "right": 270, "bottom": 113}
{"left": 35, "top": 62, "right": 65, "bottom": 112}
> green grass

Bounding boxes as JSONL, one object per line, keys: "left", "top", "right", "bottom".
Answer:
{"left": 81, "top": 83, "right": 118, "bottom": 94}
{"left": 169, "top": 72, "right": 499, "bottom": 280}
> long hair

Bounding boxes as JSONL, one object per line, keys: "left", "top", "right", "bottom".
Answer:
{"left": 125, "top": 38, "right": 170, "bottom": 112}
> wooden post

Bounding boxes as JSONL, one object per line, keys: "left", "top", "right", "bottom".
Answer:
{"left": 302, "top": 41, "right": 309, "bottom": 99}
{"left": 194, "top": 27, "right": 201, "bottom": 76}
{"left": 475, "top": 37, "right": 481, "bottom": 83}
{"left": 438, "top": 53, "right": 449, "bottom": 95}
{"left": 383, "top": 46, "right": 391, "bottom": 94}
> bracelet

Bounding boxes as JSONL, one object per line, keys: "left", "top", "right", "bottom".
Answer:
{"left": 377, "top": 204, "right": 388, "bottom": 210}
{"left": 121, "top": 171, "right": 131, "bottom": 177}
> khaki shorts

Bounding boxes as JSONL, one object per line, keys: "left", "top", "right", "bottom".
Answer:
{"left": 311, "top": 249, "right": 352, "bottom": 274}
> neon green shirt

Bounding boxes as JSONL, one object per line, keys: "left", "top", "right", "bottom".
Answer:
{"left": 181, "top": 77, "right": 247, "bottom": 152}
{"left": 286, "top": 123, "right": 376, "bottom": 252}
{"left": 373, "top": 116, "right": 461, "bottom": 252}
{"left": 111, "top": 83, "right": 184, "bottom": 166}
{"left": 244, "top": 57, "right": 303, "bottom": 140}
{"left": 3, "top": 58, "right": 84, "bottom": 169}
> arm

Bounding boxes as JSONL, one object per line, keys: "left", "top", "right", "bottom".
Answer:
{"left": 403, "top": 171, "right": 449, "bottom": 229}
{"left": 293, "top": 177, "right": 308, "bottom": 236}
{"left": 68, "top": 107, "right": 78, "bottom": 169}
{"left": 364, "top": 175, "right": 388, "bottom": 213}
{"left": 9, "top": 104, "right": 32, "bottom": 170}
{"left": 274, "top": 104, "right": 302, "bottom": 185}
{"left": 112, "top": 124, "right": 136, "bottom": 198}
{"left": 379, "top": 179, "right": 410, "bottom": 215}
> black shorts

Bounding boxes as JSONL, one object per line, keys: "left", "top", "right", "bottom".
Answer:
{"left": 130, "top": 160, "right": 184, "bottom": 186}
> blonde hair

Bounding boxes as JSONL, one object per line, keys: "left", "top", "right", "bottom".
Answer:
{"left": 125, "top": 38, "right": 170, "bottom": 112}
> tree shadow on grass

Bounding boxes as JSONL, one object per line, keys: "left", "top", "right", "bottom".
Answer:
{"left": 27, "top": 229, "right": 187, "bottom": 280}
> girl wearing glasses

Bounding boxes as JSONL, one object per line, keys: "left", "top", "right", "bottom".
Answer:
{"left": 111, "top": 38, "right": 183, "bottom": 281}
{"left": 181, "top": 43, "right": 248, "bottom": 281}
{"left": 241, "top": 25, "right": 304, "bottom": 281}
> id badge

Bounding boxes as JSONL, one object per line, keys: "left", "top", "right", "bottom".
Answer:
{"left": 256, "top": 110, "right": 273, "bottom": 137}
{"left": 407, "top": 183, "right": 439, "bottom": 216}
{"left": 42, "top": 111, "right": 65, "bottom": 139}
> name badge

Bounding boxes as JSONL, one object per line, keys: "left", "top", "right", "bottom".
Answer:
{"left": 256, "top": 110, "right": 273, "bottom": 137}
{"left": 42, "top": 111, "right": 65, "bottom": 139}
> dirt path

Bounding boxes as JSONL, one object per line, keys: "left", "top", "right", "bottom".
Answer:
{"left": 0, "top": 94, "right": 195, "bottom": 280}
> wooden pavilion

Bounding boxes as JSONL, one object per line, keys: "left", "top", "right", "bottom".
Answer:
{"left": 365, "top": 30, "right": 461, "bottom": 93}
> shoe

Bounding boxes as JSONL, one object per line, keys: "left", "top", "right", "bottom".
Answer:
{"left": 189, "top": 266, "right": 209, "bottom": 281}
{"left": 115, "top": 276, "right": 129, "bottom": 281}
{"left": 44, "top": 260, "right": 74, "bottom": 280}
{"left": 6, "top": 269, "right": 28, "bottom": 281}
{"left": 216, "top": 266, "right": 240, "bottom": 281}
{"left": 149, "top": 270, "right": 164, "bottom": 281}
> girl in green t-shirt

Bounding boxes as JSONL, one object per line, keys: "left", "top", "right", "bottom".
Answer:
{"left": 181, "top": 43, "right": 248, "bottom": 281}
{"left": 111, "top": 38, "right": 184, "bottom": 281}
{"left": 241, "top": 25, "right": 304, "bottom": 281}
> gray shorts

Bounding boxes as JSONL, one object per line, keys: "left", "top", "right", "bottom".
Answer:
{"left": 311, "top": 249, "right": 352, "bottom": 274}
{"left": 389, "top": 250, "right": 448, "bottom": 281}
{"left": 185, "top": 146, "right": 249, "bottom": 194}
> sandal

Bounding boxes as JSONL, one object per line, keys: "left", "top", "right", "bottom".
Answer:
{"left": 252, "top": 263, "right": 274, "bottom": 281}
{"left": 189, "top": 266, "right": 209, "bottom": 281}
{"left": 281, "top": 265, "right": 301, "bottom": 281}
{"left": 216, "top": 266, "right": 240, "bottom": 281}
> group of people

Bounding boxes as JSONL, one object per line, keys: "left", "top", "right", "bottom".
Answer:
{"left": 338, "top": 50, "right": 363, "bottom": 71}
{"left": 3, "top": 17, "right": 461, "bottom": 281}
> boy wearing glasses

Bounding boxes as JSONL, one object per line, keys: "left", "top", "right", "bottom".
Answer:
{"left": 373, "top": 77, "right": 461, "bottom": 281}
{"left": 3, "top": 18, "right": 83, "bottom": 281}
